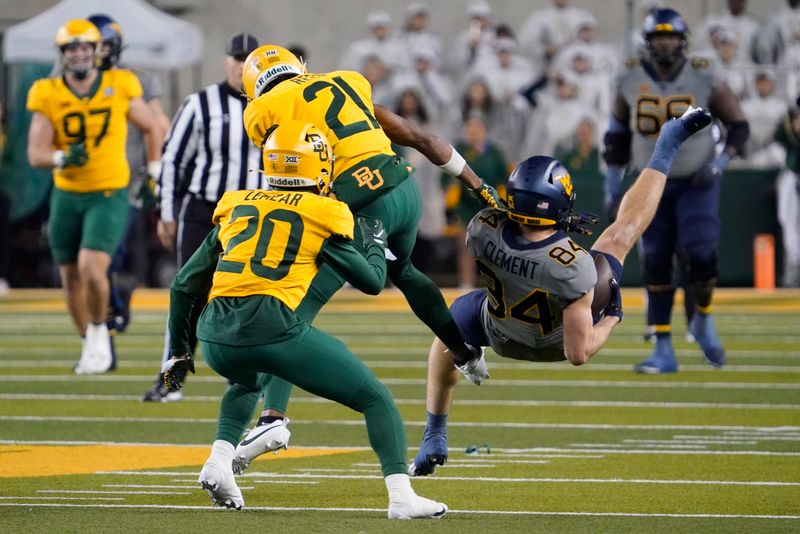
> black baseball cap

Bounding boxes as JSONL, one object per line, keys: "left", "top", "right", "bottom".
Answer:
{"left": 226, "top": 32, "right": 259, "bottom": 61}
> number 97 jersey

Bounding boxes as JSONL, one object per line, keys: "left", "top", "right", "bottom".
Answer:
{"left": 27, "top": 70, "right": 143, "bottom": 193}
{"left": 467, "top": 209, "right": 597, "bottom": 362}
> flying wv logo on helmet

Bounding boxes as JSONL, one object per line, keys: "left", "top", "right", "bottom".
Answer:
{"left": 505, "top": 156, "right": 598, "bottom": 235}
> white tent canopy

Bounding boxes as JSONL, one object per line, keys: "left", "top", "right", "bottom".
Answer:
{"left": 3, "top": 0, "right": 203, "bottom": 70}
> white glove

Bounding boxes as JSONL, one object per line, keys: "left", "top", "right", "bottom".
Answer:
{"left": 456, "top": 345, "right": 489, "bottom": 385}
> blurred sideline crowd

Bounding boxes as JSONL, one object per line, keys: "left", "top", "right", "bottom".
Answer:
{"left": 2, "top": 0, "right": 800, "bottom": 292}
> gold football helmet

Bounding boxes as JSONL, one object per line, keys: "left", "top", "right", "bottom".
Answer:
{"left": 262, "top": 121, "right": 333, "bottom": 195}
{"left": 242, "top": 44, "right": 306, "bottom": 100}
{"left": 54, "top": 19, "right": 101, "bottom": 79}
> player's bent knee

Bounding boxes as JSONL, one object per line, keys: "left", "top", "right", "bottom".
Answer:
{"left": 686, "top": 249, "right": 718, "bottom": 283}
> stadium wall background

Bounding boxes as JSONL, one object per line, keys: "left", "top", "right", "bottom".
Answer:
{"left": 0, "top": 0, "right": 788, "bottom": 287}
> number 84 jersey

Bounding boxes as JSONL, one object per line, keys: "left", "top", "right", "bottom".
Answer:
{"left": 618, "top": 56, "right": 725, "bottom": 178}
{"left": 467, "top": 209, "right": 597, "bottom": 362}
{"left": 26, "top": 70, "right": 143, "bottom": 192}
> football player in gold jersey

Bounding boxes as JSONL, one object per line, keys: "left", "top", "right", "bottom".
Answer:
{"left": 161, "top": 122, "right": 447, "bottom": 518}
{"left": 26, "top": 19, "right": 162, "bottom": 374}
{"left": 219, "top": 45, "right": 500, "bottom": 459}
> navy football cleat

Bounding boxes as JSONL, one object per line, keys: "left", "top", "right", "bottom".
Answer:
{"left": 409, "top": 428, "right": 448, "bottom": 477}
{"left": 634, "top": 337, "right": 678, "bottom": 374}
{"left": 690, "top": 313, "right": 726, "bottom": 368}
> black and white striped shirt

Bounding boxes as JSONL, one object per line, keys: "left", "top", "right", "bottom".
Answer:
{"left": 158, "top": 82, "right": 264, "bottom": 222}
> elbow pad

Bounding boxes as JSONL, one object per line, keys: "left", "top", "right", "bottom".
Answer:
{"left": 602, "top": 130, "right": 633, "bottom": 166}
{"left": 725, "top": 121, "right": 749, "bottom": 157}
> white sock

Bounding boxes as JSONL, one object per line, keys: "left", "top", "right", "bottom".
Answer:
{"left": 385, "top": 473, "right": 414, "bottom": 502}
{"left": 211, "top": 440, "right": 235, "bottom": 462}
{"left": 86, "top": 322, "right": 108, "bottom": 343}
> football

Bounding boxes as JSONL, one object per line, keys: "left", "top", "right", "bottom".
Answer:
{"left": 591, "top": 253, "right": 615, "bottom": 320}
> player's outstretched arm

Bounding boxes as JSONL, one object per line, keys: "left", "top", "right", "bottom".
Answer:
{"left": 592, "top": 108, "right": 712, "bottom": 263}
{"left": 373, "top": 105, "right": 503, "bottom": 209}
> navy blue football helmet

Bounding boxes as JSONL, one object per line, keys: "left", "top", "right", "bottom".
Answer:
{"left": 642, "top": 8, "right": 688, "bottom": 66}
{"left": 506, "top": 156, "right": 597, "bottom": 235}
{"left": 88, "top": 14, "right": 123, "bottom": 70}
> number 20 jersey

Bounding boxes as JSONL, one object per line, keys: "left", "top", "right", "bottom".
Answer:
{"left": 209, "top": 189, "right": 354, "bottom": 310}
{"left": 26, "top": 70, "right": 143, "bottom": 192}
{"left": 617, "top": 57, "right": 725, "bottom": 178}
{"left": 467, "top": 209, "right": 597, "bottom": 362}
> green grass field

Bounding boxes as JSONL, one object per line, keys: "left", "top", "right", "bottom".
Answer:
{"left": 1, "top": 288, "right": 799, "bottom": 533}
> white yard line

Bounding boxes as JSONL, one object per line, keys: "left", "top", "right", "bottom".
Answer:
{"left": 2, "top": 374, "right": 800, "bottom": 390}
{"left": 86, "top": 470, "right": 800, "bottom": 486}
{"left": 0, "top": 496, "right": 124, "bottom": 501}
{"left": 36, "top": 490, "right": 191, "bottom": 495}
{"left": 0, "top": 502, "right": 796, "bottom": 519}
{"left": 0, "top": 394, "right": 797, "bottom": 409}
{"left": 2, "top": 421, "right": 799, "bottom": 432}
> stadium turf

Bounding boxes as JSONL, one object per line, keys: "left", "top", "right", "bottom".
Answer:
{"left": 0, "top": 288, "right": 798, "bottom": 532}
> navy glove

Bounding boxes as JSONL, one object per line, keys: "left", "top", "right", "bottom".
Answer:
{"left": 603, "top": 279, "right": 623, "bottom": 322}
{"left": 648, "top": 107, "right": 714, "bottom": 175}
{"left": 692, "top": 152, "right": 731, "bottom": 188}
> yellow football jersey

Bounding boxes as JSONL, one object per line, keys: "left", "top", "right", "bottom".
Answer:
{"left": 244, "top": 70, "right": 394, "bottom": 178}
{"left": 209, "top": 189, "right": 355, "bottom": 309}
{"left": 27, "top": 69, "right": 143, "bottom": 192}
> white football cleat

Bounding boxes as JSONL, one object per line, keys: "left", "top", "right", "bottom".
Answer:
{"left": 198, "top": 458, "right": 244, "bottom": 510}
{"left": 388, "top": 493, "right": 448, "bottom": 519}
{"left": 74, "top": 323, "right": 113, "bottom": 375}
{"left": 456, "top": 344, "right": 489, "bottom": 385}
{"left": 232, "top": 418, "right": 291, "bottom": 474}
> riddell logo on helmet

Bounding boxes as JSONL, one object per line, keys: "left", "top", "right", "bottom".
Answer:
{"left": 268, "top": 177, "right": 314, "bottom": 187}
{"left": 254, "top": 64, "right": 302, "bottom": 96}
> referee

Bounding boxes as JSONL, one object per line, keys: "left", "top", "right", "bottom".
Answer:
{"left": 143, "top": 32, "right": 264, "bottom": 402}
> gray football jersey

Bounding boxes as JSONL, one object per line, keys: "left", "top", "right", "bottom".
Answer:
{"left": 467, "top": 209, "right": 597, "bottom": 362}
{"left": 617, "top": 56, "right": 726, "bottom": 177}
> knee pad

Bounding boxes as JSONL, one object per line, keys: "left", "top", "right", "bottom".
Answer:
{"left": 686, "top": 248, "right": 718, "bottom": 283}
{"left": 642, "top": 253, "right": 673, "bottom": 287}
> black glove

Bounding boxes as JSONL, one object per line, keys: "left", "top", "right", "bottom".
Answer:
{"left": 161, "top": 354, "right": 195, "bottom": 390}
{"left": 603, "top": 279, "right": 623, "bottom": 322}
{"left": 470, "top": 181, "right": 505, "bottom": 210}
{"left": 355, "top": 216, "right": 387, "bottom": 253}
{"left": 64, "top": 142, "right": 89, "bottom": 167}
{"left": 139, "top": 177, "right": 159, "bottom": 209}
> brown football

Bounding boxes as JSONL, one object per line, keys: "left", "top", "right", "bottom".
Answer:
{"left": 591, "top": 253, "right": 614, "bottom": 320}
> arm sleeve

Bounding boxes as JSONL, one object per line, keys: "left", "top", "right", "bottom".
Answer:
{"left": 159, "top": 95, "right": 199, "bottom": 222}
{"left": 318, "top": 236, "right": 386, "bottom": 295}
{"left": 168, "top": 226, "right": 221, "bottom": 356}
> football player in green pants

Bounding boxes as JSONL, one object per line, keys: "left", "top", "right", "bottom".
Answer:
{"left": 162, "top": 122, "right": 446, "bottom": 518}
{"left": 219, "top": 43, "right": 503, "bottom": 471}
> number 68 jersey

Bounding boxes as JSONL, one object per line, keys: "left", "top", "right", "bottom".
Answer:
{"left": 467, "top": 209, "right": 597, "bottom": 362}
{"left": 618, "top": 56, "right": 726, "bottom": 178}
{"left": 27, "top": 70, "right": 143, "bottom": 192}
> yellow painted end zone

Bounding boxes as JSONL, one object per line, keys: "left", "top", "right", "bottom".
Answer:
{"left": 0, "top": 444, "right": 360, "bottom": 478}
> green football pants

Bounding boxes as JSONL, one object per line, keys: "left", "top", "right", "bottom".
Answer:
{"left": 202, "top": 325, "right": 407, "bottom": 477}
